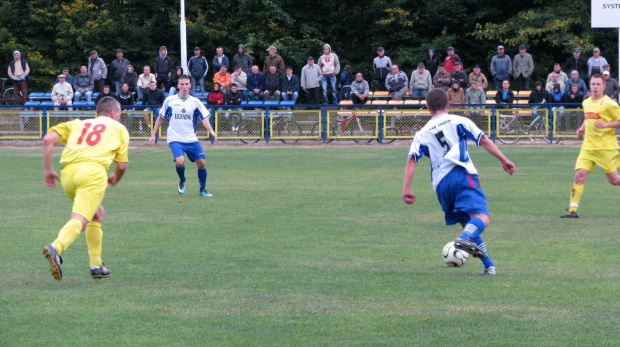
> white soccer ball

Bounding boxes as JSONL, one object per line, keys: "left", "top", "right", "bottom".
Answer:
{"left": 442, "top": 241, "right": 469, "bottom": 267}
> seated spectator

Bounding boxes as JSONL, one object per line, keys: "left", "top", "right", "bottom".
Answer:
{"left": 168, "top": 66, "right": 184, "bottom": 95}
{"left": 137, "top": 65, "right": 156, "bottom": 101}
{"left": 118, "top": 83, "right": 135, "bottom": 108}
{"left": 562, "top": 84, "right": 584, "bottom": 131}
{"left": 213, "top": 65, "right": 231, "bottom": 94}
{"left": 230, "top": 65, "right": 249, "bottom": 101}
{"left": 563, "top": 83, "right": 584, "bottom": 104}
{"left": 546, "top": 73, "right": 565, "bottom": 93}
{"left": 409, "top": 62, "right": 433, "bottom": 100}
{"left": 528, "top": 81, "right": 550, "bottom": 104}
{"left": 385, "top": 64, "right": 408, "bottom": 100}
{"left": 546, "top": 63, "right": 568, "bottom": 84}
{"left": 450, "top": 62, "right": 468, "bottom": 90}
{"left": 95, "top": 85, "right": 120, "bottom": 104}
{"left": 433, "top": 63, "right": 451, "bottom": 91}
{"left": 465, "top": 80, "right": 485, "bottom": 110}
{"left": 468, "top": 65, "right": 488, "bottom": 90}
{"left": 247, "top": 65, "right": 265, "bottom": 101}
{"left": 52, "top": 74, "right": 73, "bottom": 109}
{"left": 55, "top": 67, "right": 74, "bottom": 89}
{"left": 142, "top": 81, "right": 165, "bottom": 130}
{"left": 206, "top": 83, "right": 225, "bottom": 105}
{"left": 281, "top": 66, "right": 300, "bottom": 103}
{"left": 565, "top": 70, "right": 588, "bottom": 96}
{"left": 121, "top": 65, "right": 138, "bottom": 97}
{"left": 494, "top": 80, "right": 514, "bottom": 108}
{"left": 447, "top": 80, "right": 465, "bottom": 105}
{"left": 225, "top": 83, "right": 243, "bottom": 130}
{"left": 73, "top": 65, "right": 93, "bottom": 102}
{"left": 338, "top": 64, "right": 353, "bottom": 101}
{"left": 603, "top": 71, "right": 620, "bottom": 101}
{"left": 350, "top": 72, "right": 370, "bottom": 104}
{"left": 263, "top": 65, "right": 281, "bottom": 101}
{"left": 549, "top": 83, "right": 566, "bottom": 129}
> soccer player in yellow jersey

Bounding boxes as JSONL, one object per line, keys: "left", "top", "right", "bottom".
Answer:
{"left": 42, "top": 97, "right": 129, "bottom": 280}
{"left": 561, "top": 74, "right": 620, "bottom": 218}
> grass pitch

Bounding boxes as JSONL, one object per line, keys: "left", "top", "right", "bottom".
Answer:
{"left": 1, "top": 144, "right": 619, "bottom": 346}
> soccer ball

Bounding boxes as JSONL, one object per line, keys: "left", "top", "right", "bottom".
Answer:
{"left": 442, "top": 241, "right": 469, "bottom": 267}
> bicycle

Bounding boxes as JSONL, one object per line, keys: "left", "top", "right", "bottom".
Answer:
{"left": 328, "top": 110, "right": 374, "bottom": 143}
{"left": 270, "top": 111, "right": 302, "bottom": 143}
{"left": 0, "top": 78, "right": 16, "bottom": 105}
{"left": 382, "top": 110, "right": 426, "bottom": 144}
{"left": 496, "top": 107, "right": 560, "bottom": 144}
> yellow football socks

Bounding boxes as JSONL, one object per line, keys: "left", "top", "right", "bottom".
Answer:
{"left": 52, "top": 219, "right": 83, "bottom": 254}
{"left": 85, "top": 222, "right": 103, "bottom": 266}
{"left": 568, "top": 184, "right": 584, "bottom": 212}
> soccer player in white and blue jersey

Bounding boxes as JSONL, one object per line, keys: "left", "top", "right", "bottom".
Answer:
{"left": 402, "top": 88, "right": 515, "bottom": 275}
{"left": 149, "top": 75, "right": 217, "bottom": 197}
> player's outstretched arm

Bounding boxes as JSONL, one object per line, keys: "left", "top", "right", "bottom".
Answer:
{"left": 149, "top": 116, "right": 164, "bottom": 145}
{"left": 108, "top": 162, "right": 127, "bottom": 186}
{"left": 43, "top": 131, "right": 61, "bottom": 187}
{"left": 202, "top": 118, "right": 218, "bottom": 142}
{"left": 479, "top": 136, "right": 515, "bottom": 175}
{"left": 402, "top": 157, "right": 418, "bottom": 204}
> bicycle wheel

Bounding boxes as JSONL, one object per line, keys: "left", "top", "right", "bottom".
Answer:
{"left": 496, "top": 114, "right": 523, "bottom": 144}
{"left": 272, "top": 119, "right": 302, "bottom": 143}
{"left": 3, "top": 88, "right": 16, "bottom": 105}
{"left": 381, "top": 126, "right": 399, "bottom": 144}
{"left": 238, "top": 118, "right": 261, "bottom": 144}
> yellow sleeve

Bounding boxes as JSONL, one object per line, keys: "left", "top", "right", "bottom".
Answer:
{"left": 49, "top": 121, "right": 75, "bottom": 144}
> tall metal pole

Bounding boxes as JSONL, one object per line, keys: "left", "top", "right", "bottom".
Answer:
{"left": 180, "top": 0, "right": 188, "bottom": 75}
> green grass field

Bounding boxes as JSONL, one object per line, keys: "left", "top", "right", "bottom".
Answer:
{"left": 1, "top": 144, "right": 619, "bottom": 346}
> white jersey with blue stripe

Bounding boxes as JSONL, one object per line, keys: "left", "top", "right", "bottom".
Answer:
{"left": 407, "top": 113, "right": 484, "bottom": 192}
{"left": 158, "top": 94, "right": 210, "bottom": 143}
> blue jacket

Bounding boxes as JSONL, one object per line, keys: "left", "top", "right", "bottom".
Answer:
{"left": 212, "top": 55, "right": 230, "bottom": 72}
{"left": 339, "top": 70, "right": 353, "bottom": 87}
{"left": 188, "top": 55, "right": 208, "bottom": 80}
{"left": 247, "top": 72, "right": 264, "bottom": 91}
{"left": 565, "top": 78, "right": 588, "bottom": 96}
{"left": 490, "top": 55, "right": 512, "bottom": 81}
{"left": 281, "top": 74, "right": 300, "bottom": 92}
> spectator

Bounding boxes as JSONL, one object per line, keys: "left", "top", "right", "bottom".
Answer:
{"left": 450, "top": 62, "right": 468, "bottom": 90}
{"left": 301, "top": 56, "right": 322, "bottom": 104}
{"left": 423, "top": 47, "right": 440, "bottom": 79}
{"left": 385, "top": 65, "right": 408, "bottom": 100}
{"left": 121, "top": 65, "right": 138, "bottom": 97}
{"left": 443, "top": 46, "right": 462, "bottom": 73}
{"left": 468, "top": 65, "right": 488, "bottom": 90}
{"left": 563, "top": 83, "right": 584, "bottom": 104}
{"left": 409, "top": 62, "right": 433, "bottom": 100}
{"left": 546, "top": 73, "right": 565, "bottom": 93}
{"left": 95, "top": 85, "right": 120, "bottom": 104}
{"left": 373, "top": 47, "right": 392, "bottom": 91}
{"left": 224, "top": 83, "right": 243, "bottom": 130}
{"left": 143, "top": 80, "right": 165, "bottom": 129}
{"left": 564, "top": 48, "right": 587, "bottom": 81}
{"left": 565, "top": 70, "right": 588, "bottom": 96}
{"left": 247, "top": 65, "right": 265, "bottom": 100}
{"left": 168, "top": 66, "right": 184, "bottom": 95}
{"left": 88, "top": 50, "right": 107, "bottom": 93}
{"left": 528, "top": 81, "right": 550, "bottom": 104}
{"left": 350, "top": 72, "right": 370, "bottom": 104}
{"left": 490, "top": 45, "right": 512, "bottom": 91}
{"left": 447, "top": 80, "right": 465, "bottom": 105}
{"left": 110, "top": 49, "right": 130, "bottom": 93}
{"left": 281, "top": 66, "right": 300, "bottom": 103}
{"left": 55, "top": 67, "right": 74, "bottom": 88}
{"left": 206, "top": 83, "right": 225, "bottom": 105}
{"left": 433, "top": 63, "right": 451, "bottom": 91}
{"left": 212, "top": 46, "right": 229, "bottom": 75}
{"left": 7, "top": 51, "right": 29, "bottom": 105}
{"left": 318, "top": 43, "right": 340, "bottom": 105}
{"left": 338, "top": 64, "right": 353, "bottom": 101}
{"left": 230, "top": 65, "right": 249, "bottom": 101}
{"left": 118, "top": 83, "right": 135, "bottom": 108}
{"left": 154, "top": 46, "right": 173, "bottom": 91}
{"left": 513, "top": 44, "right": 534, "bottom": 90}
{"left": 561, "top": 84, "right": 584, "bottom": 131}
{"left": 587, "top": 47, "right": 608, "bottom": 79}
{"left": 137, "top": 65, "right": 156, "bottom": 101}
{"left": 73, "top": 66, "right": 94, "bottom": 103}
{"left": 263, "top": 65, "right": 281, "bottom": 101}
{"left": 213, "top": 65, "right": 231, "bottom": 94}
{"left": 494, "top": 80, "right": 514, "bottom": 107}
{"left": 263, "top": 45, "right": 285, "bottom": 75}
{"left": 465, "top": 80, "right": 485, "bottom": 108}
{"left": 188, "top": 46, "right": 208, "bottom": 93}
{"left": 549, "top": 83, "right": 565, "bottom": 128}
{"left": 603, "top": 71, "right": 620, "bottom": 101}
{"left": 232, "top": 44, "right": 253, "bottom": 75}
{"left": 546, "top": 63, "right": 568, "bottom": 84}
{"left": 51, "top": 74, "right": 73, "bottom": 109}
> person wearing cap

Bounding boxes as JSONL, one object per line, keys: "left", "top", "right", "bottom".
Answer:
{"left": 212, "top": 47, "right": 229, "bottom": 75}
{"left": 513, "top": 45, "right": 534, "bottom": 91}
{"left": 281, "top": 66, "right": 300, "bottom": 103}
{"left": 468, "top": 65, "right": 488, "bottom": 90}
{"left": 73, "top": 66, "right": 94, "bottom": 103}
{"left": 587, "top": 47, "right": 608, "bottom": 79}
{"left": 602, "top": 70, "right": 620, "bottom": 101}
{"left": 55, "top": 67, "right": 75, "bottom": 88}
{"left": 263, "top": 46, "right": 285, "bottom": 75}
{"left": 564, "top": 48, "right": 587, "bottom": 81}
{"left": 433, "top": 63, "right": 451, "bottom": 91}
{"left": 154, "top": 46, "right": 173, "bottom": 92}
{"left": 546, "top": 63, "right": 568, "bottom": 85}
{"left": 247, "top": 65, "right": 265, "bottom": 100}
{"left": 232, "top": 44, "right": 253, "bottom": 75}
{"left": 566, "top": 70, "right": 588, "bottom": 96}
{"left": 490, "top": 45, "right": 512, "bottom": 91}
{"left": 301, "top": 56, "right": 322, "bottom": 104}
{"left": 443, "top": 46, "right": 462, "bottom": 74}
{"left": 7, "top": 51, "right": 29, "bottom": 105}
{"left": 409, "top": 62, "right": 433, "bottom": 101}
{"left": 111, "top": 49, "right": 131, "bottom": 93}
{"left": 51, "top": 74, "right": 73, "bottom": 110}
{"left": 318, "top": 43, "right": 340, "bottom": 105}
{"left": 385, "top": 65, "right": 409, "bottom": 100}
{"left": 465, "top": 80, "right": 485, "bottom": 112}
{"left": 230, "top": 65, "right": 248, "bottom": 101}
{"left": 88, "top": 50, "right": 107, "bottom": 94}
{"left": 373, "top": 46, "right": 392, "bottom": 92}
{"left": 188, "top": 46, "right": 208, "bottom": 93}
{"left": 450, "top": 61, "right": 468, "bottom": 90}
{"left": 121, "top": 65, "right": 138, "bottom": 96}
{"left": 423, "top": 48, "right": 440, "bottom": 78}
{"left": 350, "top": 72, "right": 370, "bottom": 104}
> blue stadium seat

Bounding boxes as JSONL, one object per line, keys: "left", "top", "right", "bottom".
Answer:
{"left": 91, "top": 92, "right": 99, "bottom": 98}
{"left": 263, "top": 101, "right": 279, "bottom": 107}
{"left": 40, "top": 101, "right": 55, "bottom": 107}
{"left": 24, "top": 101, "right": 40, "bottom": 107}
{"left": 44, "top": 93, "right": 52, "bottom": 98}
{"left": 134, "top": 101, "right": 143, "bottom": 106}
{"left": 73, "top": 101, "right": 89, "bottom": 108}
{"left": 28, "top": 92, "right": 45, "bottom": 99}
{"left": 247, "top": 101, "right": 263, "bottom": 107}
{"left": 280, "top": 101, "right": 295, "bottom": 107}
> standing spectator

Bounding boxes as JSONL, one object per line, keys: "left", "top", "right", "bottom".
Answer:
{"left": 468, "top": 65, "right": 488, "bottom": 90}
{"left": 143, "top": 81, "right": 165, "bottom": 128}
{"left": 301, "top": 56, "right": 322, "bottom": 105}
{"left": 230, "top": 65, "right": 248, "bottom": 101}
{"left": 494, "top": 80, "right": 514, "bottom": 107}
{"left": 385, "top": 65, "right": 409, "bottom": 100}
{"left": 121, "top": 65, "right": 138, "bottom": 97}
{"left": 450, "top": 62, "right": 468, "bottom": 90}
{"left": 7, "top": 51, "right": 29, "bottom": 105}
{"left": 490, "top": 45, "right": 512, "bottom": 91}
{"left": 564, "top": 48, "right": 587, "bottom": 81}
{"left": 409, "top": 62, "right": 433, "bottom": 100}
{"left": 565, "top": 70, "right": 588, "bottom": 96}
{"left": 423, "top": 48, "right": 440, "bottom": 79}
{"left": 137, "top": 65, "right": 156, "bottom": 101}
{"left": 154, "top": 46, "right": 173, "bottom": 92}
{"left": 433, "top": 63, "right": 451, "bottom": 91}
{"left": 350, "top": 72, "right": 370, "bottom": 104}
{"left": 513, "top": 44, "right": 534, "bottom": 91}
{"left": 281, "top": 66, "right": 300, "bottom": 103}
{"left": 528, "top": 81, "right": 550, "bottom": 104}
{"left": 373, "top": 47, "right": 392, "bottom": 91}
{"left": 603, "top": 71, "right": 620, "bottom": 101}
{"left": 546, "top": 63, "right": 569, "bottom": 84}
{"left": 465, "top": 80, "right": 486, "bottom": 108}
{"left": 263, "top": 65, "right": 281, "bottom": 101}
{"left": 206, "top": 83, "right": 225, "bottom": 105}
{"left": 51, "top": 74, "right": 73, "bottom": 109}
{"left": 88, "top": 50, "right": 107, "bottom": 93}
{"left": 55, "top": 67, "right": 74, "bottom": 88}
{"left": 110, "top": 49, "right": 130, "bottom": 93}
{"left": 95, "top": 85, "right": 120, "bottom": 104}
{"left": 587, "top": 47, "right": 608, "bottom": 79}
{"left": 338, "top": 64, "right": 353, "bottom": 101}
{"left": 232, "top": 44, "right": 253, "bottom": 75}
{"left": 188, "top": 46, "right": 208, "bottom": 93}
{"left": 73, "top": 66, "right": 94, "bottom": 103}
{"left": 212, "top": 46, "right": 229, "bottom": 75}
{"left": 168, "top": 67, "right": 184, "bottom": 95}
{"left": 263, "top": 45, "right": 285, "bottom": 75}
{"left": 318, "top": 43, "right": 340, "bottom": 105}
{"left": 443, "top": 46, "right": 462, "bottom": 73}
{"left": 447, "top": 80, "right": 465, "bottom": 105}
{"left": 246, "top": 65, "right": 265, "bottom": 100}
{"left": 212, "top": 65, "right": 231, "bottom": 94}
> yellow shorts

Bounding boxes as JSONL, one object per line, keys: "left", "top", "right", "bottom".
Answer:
{"left": 60, "top": 163, "right": 108, "bottom": 221}
{"left": 575, "top": 149, "right": 620, "bottom": 174}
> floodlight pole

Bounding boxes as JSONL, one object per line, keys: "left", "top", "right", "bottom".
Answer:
{"left": 180, "top": 0, "right": 188, "bottom": 75}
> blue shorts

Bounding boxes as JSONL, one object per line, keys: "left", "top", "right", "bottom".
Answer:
{"left": 435, "top": 166, "right": 489, "bottom": 225}
{"left": 169, "top": 141, "right": 206, "bottom": 162}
